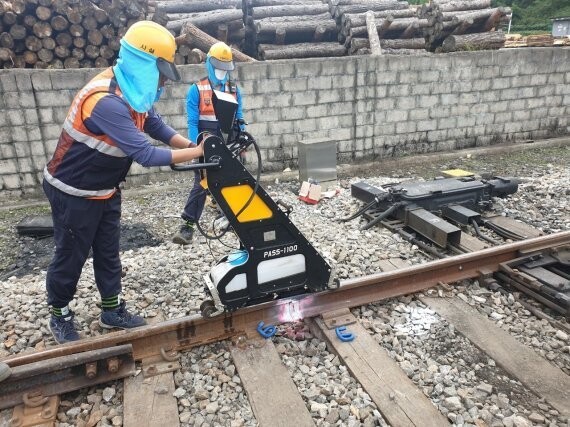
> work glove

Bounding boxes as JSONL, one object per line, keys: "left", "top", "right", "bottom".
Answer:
{"left": 236, "top": 118, "right": 247, "bottom": 133}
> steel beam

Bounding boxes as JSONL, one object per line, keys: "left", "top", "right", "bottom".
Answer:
{"left": 405, "top": 207, "right": 461, "bottom": 247}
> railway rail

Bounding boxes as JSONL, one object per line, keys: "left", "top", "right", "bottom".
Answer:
{"left": 1, "top": 230, "right": 569, "bottom": 426}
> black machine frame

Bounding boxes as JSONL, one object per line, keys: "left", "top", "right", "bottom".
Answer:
{"left": 172, "top": 132, "right": 334, "bottom": 315}
{"left": 203, "top": 135, "right": 333, "bottom": 311}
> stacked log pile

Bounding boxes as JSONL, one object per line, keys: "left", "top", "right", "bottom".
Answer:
{"left": 0, "top": 0, "right": 149, "bottom": 69}
{"left": 0, "top": 0, "right": 558, "bottom": 69}
{"left": 243, "top": 0, "right": 345, "bottom": 60}
{"left": 524, "top": 34, "right": 553, "bottom": 47}
{"left": 504, "top": 34, "right": 569, "bottom": 48}
{"left": 552, "top": 37, "right": 570, "bottom": 47}
{"left": 329, "top": 0, "right": 429, "bottom": 56}
{"left": 149, "top": 0, "right": 246, "bottom": 64}
{"left": 418, "top": 0, "right": 511, "bottom": 52}
{"left": 176, "top": 20, "right": 255, "bottom": 63}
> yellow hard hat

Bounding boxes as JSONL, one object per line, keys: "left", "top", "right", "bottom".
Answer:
{"left": 208, "top": 42, "right": 234, "bottom": 71}
{"left": 123, "top": 20, "right": 180, "bottom": 81}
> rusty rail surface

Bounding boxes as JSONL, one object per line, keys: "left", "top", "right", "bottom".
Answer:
{"left": 0, "top": 345, "right": 135, "bottom": 410}
{"left": 2, "top": 231, "right": 569, "bottom": 370}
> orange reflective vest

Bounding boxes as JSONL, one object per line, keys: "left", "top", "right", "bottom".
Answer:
{"left": 196, "top": 77, "right": 236, "bottom": 135}
{"left": 44, "top": 68, "right": 146, "bottom": 198}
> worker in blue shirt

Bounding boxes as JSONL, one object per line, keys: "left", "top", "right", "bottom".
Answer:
{"left": 43, "top": 21, "right": 203, "bottom": 344}
{"left": 173, "top": 42, "right": 245, "bottom": 245}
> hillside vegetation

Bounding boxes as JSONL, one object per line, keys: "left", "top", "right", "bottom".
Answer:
{"left": 493, "top": 0, "right": 570, "bottom": 33}
{"left": 407, "top": 0, "right": 569, "bottom": 34}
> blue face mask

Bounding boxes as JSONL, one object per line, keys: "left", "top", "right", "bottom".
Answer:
{"left": 206, "top": 56, "right": 229, "bottom": 88}
{"left": 113, "top": 39, "right": 161, "bottom": 113}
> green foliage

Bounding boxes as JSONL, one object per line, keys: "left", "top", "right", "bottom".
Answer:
{"left": 492, "top": 0, "right": 570, "bottom": 33}
{"left": 408, "top": 0, "right": 569, "bottom": 35}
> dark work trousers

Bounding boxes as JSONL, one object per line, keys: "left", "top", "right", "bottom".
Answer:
{"left": 181, "top": 169, "right": 207, "bottom": 223}
{"left": 43, "top": 180, "right": 122, "bottom": 308}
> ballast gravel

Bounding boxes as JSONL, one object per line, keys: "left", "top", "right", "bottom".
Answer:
{"left": 0, "top": 144, "right": 568, "bottom": 426}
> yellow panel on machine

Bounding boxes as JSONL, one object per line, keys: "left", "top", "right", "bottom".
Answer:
{"left": 441, "top": 169, "right": 475, "bottom": 178}
{"left": 221, "top": 185, "right": 273, "bottom": 222}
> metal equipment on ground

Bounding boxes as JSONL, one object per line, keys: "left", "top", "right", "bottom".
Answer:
{"left": 496, "top": 245, "right": 570, "bottom": 316}
{"left": 345, "top": 175, "right": 520, "bottom": 247}
{"left": 173, "top": 96, "right": 334, "bottom": 318}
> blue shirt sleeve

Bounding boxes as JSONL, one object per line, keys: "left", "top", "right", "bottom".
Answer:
{"left": 235, "top": 85, "right": 244, "bottom": 121}
{"left": 186, "top": 84, "right": 200, "bottom": 143}
{"left": 84, "top": 95, "right": 173, "bottom": 167}
{"left": 144, "top": 107, "right": 177, "bottom": 144}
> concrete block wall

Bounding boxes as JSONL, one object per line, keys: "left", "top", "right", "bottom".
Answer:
{"left": 1, "top": 47, "right": 569, "bottom": 197}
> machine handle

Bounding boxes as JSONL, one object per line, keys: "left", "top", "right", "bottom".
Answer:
{"left": 170, "top": 160, "right": 221, "bottom": 172}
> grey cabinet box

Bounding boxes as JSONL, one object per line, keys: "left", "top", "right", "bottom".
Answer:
{"left": 298, "top": 138, "right": 337, "bottom": 185}
{"left": 552, "top": 18, "right": 570, "bottom": 37}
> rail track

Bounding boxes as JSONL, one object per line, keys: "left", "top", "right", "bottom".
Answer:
{"left": 1, "top": 226, "right": 569, "bottom": 427}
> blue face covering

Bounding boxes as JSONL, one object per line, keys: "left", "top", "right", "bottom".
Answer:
{"left": 113, "top": 39, "right": 161, "bottom": 113}
{"left": 206, "top": 56, "right": 229, "bottom": 88}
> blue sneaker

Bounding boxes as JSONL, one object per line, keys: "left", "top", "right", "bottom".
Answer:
{"left": 99, "top": 301, "right": 146, "bottom": 330}
{"left": 49, "top": 312, "right": 80, "bottom": 344}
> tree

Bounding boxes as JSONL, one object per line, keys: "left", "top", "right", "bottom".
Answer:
{"left": 493, "top": 0, "right": 570, "bottom": 34}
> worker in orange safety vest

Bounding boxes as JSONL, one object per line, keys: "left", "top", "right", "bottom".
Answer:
{"left": 43, "top": 21, "right": 203, "bottom": 344}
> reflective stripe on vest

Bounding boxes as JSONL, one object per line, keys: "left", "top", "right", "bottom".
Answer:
{"left": 43, "top": 168, "right": 116, "bottom": 198}
{"left": 45, "top": 67, "right": 145, "bottom": 198}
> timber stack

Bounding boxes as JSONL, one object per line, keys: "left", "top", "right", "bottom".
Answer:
{"left": 0, "top": 0, "right": 149, "bottom": 69}
{"left": 150, "top": 0, "right": 247, "bottom": 64}
{"left": 418, "top": 0, "right": 511, "bottom": 52}
{"left": 332, "top": 0, "right": 429, "bottom": 56}
{"left": 504, "top": 34, "right": 569, "bottom": 48}
{"left": 0, "top": 0, "right": 560, "bottom": 70}
{"left": 243, "top": 0, "right": 344, "bottom": 60}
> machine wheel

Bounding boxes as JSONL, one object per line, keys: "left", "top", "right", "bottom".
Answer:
{"left": 200, "top": 300, "right": 217, "bottom": 318}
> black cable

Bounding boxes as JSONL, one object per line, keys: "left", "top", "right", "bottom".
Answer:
{"left": 390, "top": 226, "right": 448, "bottom": 259}
{"left": 204, "top": 235, "right": 216, "bottom": 261}
{"left": 481, "top": 219, "right": 524, "bottom": 241}
{"left": 339, "top": 198, "right": 379, "bottom": 222}
{"left": 470, "top": 218, "right": 500, "bottom": 245}
{"left": 195, "top": 213, "right": 230, "bottom": 242}
{"left": 202, "top": 222, "right": 238, "bottom": 260}
{"left": 319, "top": 203, "right": 340, "bottom": 220}
{"left": 194, "top": 131, "right": 262, "bottom": 242}
{"left": 361, "top": 202, "right": 405, "bottom": 230}
{"left": 210, "top": 215, "right": 240, "bottom": 250}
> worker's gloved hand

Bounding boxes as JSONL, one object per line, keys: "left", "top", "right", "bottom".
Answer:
{"left": 236, "top": 118, "right": 247, "bottom": 133}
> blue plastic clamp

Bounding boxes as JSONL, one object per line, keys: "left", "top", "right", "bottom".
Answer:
{"left": 335, "top": 326, "right": 355, "bottom": 342}
{"left": 257, "top": 321, "right": 277, "bottom": 339}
